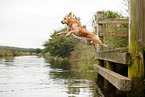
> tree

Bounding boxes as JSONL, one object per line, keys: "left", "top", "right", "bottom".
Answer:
{"left": 43, "top": 28, "right": 80, "bottom": 58}
{"left": 36, "top": 48, "right": 42, "bottom": 54}
{"left": 123, "top": 0, "right": 129, "bottom": 13}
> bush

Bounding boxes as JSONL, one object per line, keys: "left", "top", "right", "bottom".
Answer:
{"left": 43, "top": 28, "right": 80, "bottom": 58}
{"left": 70, "top": 40, "right": 97, "bottom": 72}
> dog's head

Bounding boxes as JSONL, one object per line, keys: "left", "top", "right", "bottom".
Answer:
{"left": 61, "top": 12, "right": 72, "bottom": 24}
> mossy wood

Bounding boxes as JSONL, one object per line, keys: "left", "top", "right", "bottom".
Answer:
{"left": 129, "top": 0, "right": 145, "bottom": 80}
{"left": 127, "top": 0, "right": 145, "bottom": 96}
{"left": 98, "top": 31, "right": 128, "bottom": 37}
{"left": 96, "top": 48, "right": 130, "bottom": 64}
{"left": 94, "top": 64, "right": 132, "bottom": 91}
{"left": 98, "top": 19, "right": 128, "bottom": 24}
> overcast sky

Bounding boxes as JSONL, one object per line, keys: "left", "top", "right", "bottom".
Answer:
{"left": 0, "top": 0, "right": 127, "bottom": 49}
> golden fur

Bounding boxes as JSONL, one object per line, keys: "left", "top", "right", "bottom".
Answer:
{"left": 56, "top": 12, "right": 107, "bottom": 48}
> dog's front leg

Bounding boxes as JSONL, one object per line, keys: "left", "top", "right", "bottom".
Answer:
{"left": 56, "top": 31, "right": 68, "bottom": 36}
{"left": 66, "top": 30, "right": 77, "bottom": 36}
{"left": 56, "top": 27, "right": 70, "bottom": 36}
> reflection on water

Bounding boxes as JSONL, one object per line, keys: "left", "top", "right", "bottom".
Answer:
{"left": 0, "top": 57, "right": 15, "bottom": 66}
{"left": 0, "top": 56, "right": 98, "bottom": 97}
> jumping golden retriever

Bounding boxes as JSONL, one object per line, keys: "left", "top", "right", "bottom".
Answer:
{"left": 56, "top": 12, "right": 107, "bottom": 49}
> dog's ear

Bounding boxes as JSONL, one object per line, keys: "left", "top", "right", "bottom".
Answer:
{"left": 68, "top": 12, "right": 72, "bottom": 19}
{"left": 69, "top": 12, "right": 72, "bottom": 16}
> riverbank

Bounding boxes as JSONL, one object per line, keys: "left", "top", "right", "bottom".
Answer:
{"left": 0, "top": 50, "right": 37, "bottom": 58}
{"left": 43, "top": 42, "right": 97, "bottom": 72}
{"left": 0, "top": 46, "right": 40, "bottom": 58}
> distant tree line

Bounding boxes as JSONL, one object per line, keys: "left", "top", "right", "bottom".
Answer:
{"left": 0, "top": 46, "right": 39, "bottom": 53}
{"left": 0, "top": 46, "right": 42, "bottom": 57}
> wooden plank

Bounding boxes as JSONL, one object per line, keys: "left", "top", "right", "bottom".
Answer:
{"left": 96, "top": 52, "right": 130, "bottom": 64}
{"left": 96, "top": 48, "right": 130, "bottom": 64}
{"left": 98, "top": 31, "right": 128, "bottom": 37}
{"left": 94, "top": 64, "right": 132, "bottom": 91}
{"left": 98, "top": 19, "right": 128, "bottom": 24}
{"left": 98, "top": 48, "right": 128, "bottom": 53}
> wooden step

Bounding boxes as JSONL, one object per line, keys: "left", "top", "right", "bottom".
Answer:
{"left": 94, "top": 64, "right": 132, "bottom": 91}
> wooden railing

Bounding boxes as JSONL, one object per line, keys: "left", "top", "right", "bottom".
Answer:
{"left": 94, "top": 11, "right": 131, "bottom": 91}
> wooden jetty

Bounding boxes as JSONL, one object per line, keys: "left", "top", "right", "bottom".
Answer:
{"left": 93, "top": 0, "right": 145, "bottom": 96}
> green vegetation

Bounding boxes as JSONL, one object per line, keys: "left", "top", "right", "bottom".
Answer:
{"left": 36, "top": 48, "right": 42, "bottom": 54}
{"left": 0, "top": 46, "right": 41, "bottom": 57}
{"left": 103, "top": 11, "right": 128, "bottom": 49}
{"left": 123, "top": 0, "right": 129, "bottom": 13}
{"left": 92, "top": 10, "right": 128, "bottom": 49}
{"left": 0, "top": 46, "right": 37, "bottom": 53}
{"left": 70, "top": 40, "right": 96, "bottom": 72}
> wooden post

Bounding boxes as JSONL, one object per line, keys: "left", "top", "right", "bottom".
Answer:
{"left": 104, "top": 61, "right": 116, "bottom": 96}
{"left": 128, "top": 0, "right": 145, "bottom": 96}
{"left": 96, "top": 59, "right": 104, "bottom": 90}
{"left": 97, "top": 11, "right": 104, "bottom": 51}
{"left": 96, "top": 11, "right": 104, "bottom": 81}
{"left": 96, "top": 11, "right": 104, "bottom": 93}
{"left": 106, "top": 61, "right": 116, "bottom": 71}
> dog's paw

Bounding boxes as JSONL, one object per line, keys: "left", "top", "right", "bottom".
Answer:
{"left": 66, "top": 33, "right": 70, "bottom": 36}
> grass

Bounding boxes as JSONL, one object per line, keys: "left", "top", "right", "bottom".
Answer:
{"left": 0, "top": 48, "right": 36, "bottom": 58}
{"left": 70, "top": 40, "right": 97, "bottom": 72}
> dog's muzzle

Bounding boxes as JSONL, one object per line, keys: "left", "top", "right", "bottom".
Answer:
{"left": 61, "top": 21, "right": 65, "bottom": 24}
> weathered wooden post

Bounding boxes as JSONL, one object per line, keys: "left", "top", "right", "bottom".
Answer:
{"left": 97, "top": 11, "right": 104, "bottom": 52}
{"left": 104, "top": 61, "right": 116, "bottom": 96}
{"left": 96, "top": 11, "right": 105, "bottom": 91}
{"left": 96, "top": 11, "right": 104, "bottom": 75}
{"left": 128, "top": 0, "right": 145, "bottom": 96}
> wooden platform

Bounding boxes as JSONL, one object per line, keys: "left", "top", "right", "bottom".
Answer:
{"left": 94, "top": 64, "right": 132, "bottom": 91}
{"left": 96, "top": 48, "right": 130, "bottom": 64}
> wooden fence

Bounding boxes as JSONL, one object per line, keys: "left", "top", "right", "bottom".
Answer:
{"left": 94, "top": 0, "right": 145, "bottom": 96}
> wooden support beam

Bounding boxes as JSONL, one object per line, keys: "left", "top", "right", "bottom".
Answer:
{"left": 103, "top": 61, "right": 116, "bottom": 95}
{"left": 98, "top": 19, "right": 128, "bottom": 24}
{"left": 97, "top": 48, "right": 128, "bottom": 53}
{"left": 129, "top": 0, "right": 145, "bottom": 80}
{"left": 128, "top": 0, "right": 145, "bottom": 96}
{"left": 94, "top": 64, "right": 132, "bottom": 91}
{"left": 98, "top": 31, "right": 128, "bottom": 37}
{"left": 96, "top": 48, "right": 130, "bottom": 64}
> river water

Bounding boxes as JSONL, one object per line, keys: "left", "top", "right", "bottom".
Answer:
{"left": 0, "top": 56, "right": 99, "bottom": 97}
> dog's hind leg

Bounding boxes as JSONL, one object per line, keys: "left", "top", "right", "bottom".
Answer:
{"left": 91, "top": 35, "right": 107, "bottom": 47}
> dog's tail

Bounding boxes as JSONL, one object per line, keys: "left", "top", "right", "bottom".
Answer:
{"left": 92, "top": 35, "right": 107, "bottom": 47}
